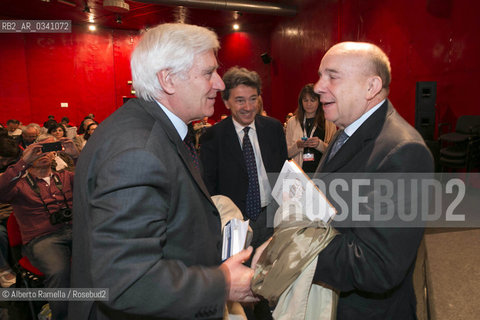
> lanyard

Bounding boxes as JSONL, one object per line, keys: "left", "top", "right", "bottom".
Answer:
{"left": 302, "top": 116, "right": 317, "bottom": 139}
{"left": 25, "top": 172, "right": 70, "bottom": 215}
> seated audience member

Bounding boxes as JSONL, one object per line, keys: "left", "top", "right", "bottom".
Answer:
{"left": 74, "top": 118, "right": 96, "bottom": 151}
{"left": 48, "top": 123, "right": 67, "bottom": 139}
{"left": 0, "top": 135, "right": 74, "bottom": 320}
{"left": 83, "top": 122, "right": 98, "bottom": 142}
{"left": 47, "top": 125, "right": 78, "bottom": 170}
{"left": 17, "top": 123, "right": 40, "bottom": 151}
{"left": 60, "top": 117, "right": 72, "bottom": 128}
{"left": 43, "top": 115, "right": 57, "bottom": 130}
{"left": 193, "top": 116, "right": 212, "bottom": 150}
{"left": 0, "top": 137, "right": 21, "bottom": 288}
{"left": 6, "top": 119, "right": 22, "bottom": 138}
{"left": 285, "top": 83, "right": 337, "bottom": 172}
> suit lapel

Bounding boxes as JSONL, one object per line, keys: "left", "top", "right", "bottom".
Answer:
{"left": 139, "top": 99, "right": 215, "bottom": 206}
{"left": 255, "top": 116, "right": 271, "bottom": 171}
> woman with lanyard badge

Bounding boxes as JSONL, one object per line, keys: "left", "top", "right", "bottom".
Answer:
{"left": 285, "top": 83, "right": 337, "bottom": 172}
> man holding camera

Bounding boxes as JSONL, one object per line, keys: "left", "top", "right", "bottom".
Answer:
{"left": 0, "top": 134, "right": 76, "bottom": 320}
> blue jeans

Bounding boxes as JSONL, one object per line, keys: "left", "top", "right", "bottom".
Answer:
{"left": 24, "top": 226, "right": 72, "bottom": 320}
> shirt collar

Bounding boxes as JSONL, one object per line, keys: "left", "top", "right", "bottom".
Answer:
{"left": 155, "top": 100, "right": 188, "bottom": 140}
{"left": 344, "top": 99, "right": 385, "bottom": 137}
{"left": 232, "top": 117, "right": 256, "bottom": 135}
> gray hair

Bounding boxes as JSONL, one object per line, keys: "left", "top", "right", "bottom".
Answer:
{"left": 24, "top": 123, "right": 40, "bottom": 134}
{"left": 221, "top": 67, "right": 262, "bottom": 101}
{"left": 36, "top": 133, "right": 56, "bottom": 143}
{"left": 131, "top": 23, "right": 220, "bottom": 101}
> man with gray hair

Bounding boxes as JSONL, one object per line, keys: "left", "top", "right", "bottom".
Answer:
{"left": 70, "top": 24, "right": 256, "bottom": 319}
{"left": 18, "top": 123, "right": 40, "bottom": 150}
{"left": 200, "top": 66, "right": 288, "bottom": 319}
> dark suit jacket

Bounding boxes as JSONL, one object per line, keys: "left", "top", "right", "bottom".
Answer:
{"left": 199, "top": 115, "right": 287, "bottom": 216}
{"left": 69, "top": 98, "right": 225, "bottom": 320}
{"left": 313, "top": 100, "right": 434, "bottom": 320}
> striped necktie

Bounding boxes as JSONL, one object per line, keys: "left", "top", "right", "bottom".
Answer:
{"left": 327, "top": 130, "right": 349, "bottom": 162}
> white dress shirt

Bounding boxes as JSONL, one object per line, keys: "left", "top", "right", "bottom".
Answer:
{"left": 344, "top": 99, "right": 386, "bottom": 138}
{"left": 232, "top": 118, "right": 272, "bottom": 208}
{"left": 155, "top": 100, "right": 188, "bottom": 140}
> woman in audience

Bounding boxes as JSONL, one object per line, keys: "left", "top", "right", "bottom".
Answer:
{"left": 83, "top": 122, "right": 98, "bottom": 142}
{"left": 74, "top": 118, "right": 96, "bottom": 151}
{"left": 285, "top": 83, "right": 337, "bottom": 172}
{"left": 48, "top": 123, "right": 67, "bottom": 139}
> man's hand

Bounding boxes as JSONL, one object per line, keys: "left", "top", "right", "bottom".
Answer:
{"left": 22, "top": 143, "right": 44, "bottom": 165}
{"left": 59, "top": 138, "right": 80, "bottom": 158}
{"left": 251, "top": 238, "right": 272, "bottom": 270}
{"left": 219, "top": 246, "right": 258, "bottom": 303}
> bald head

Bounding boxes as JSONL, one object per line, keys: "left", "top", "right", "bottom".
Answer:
{"left": 327, "top": 42, "right": 391, "bottom": 91}
{"left": 22, "top": 125, "right": 40, "bottom": 144}
{"left": 314, "top": 41, "right": 392, "bottom": 128}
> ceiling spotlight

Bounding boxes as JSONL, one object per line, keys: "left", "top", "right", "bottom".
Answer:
{"left": 83, "top": 5, "right": 91, "bottom": 13}
{"left": 233, "top": 24, "right": 239, "bottom": 30}
{"left": 88, "top": 24, "right": 96, "bottom": 31}
{"left": 116, "top": 15, "right": 122, "bottom": 24}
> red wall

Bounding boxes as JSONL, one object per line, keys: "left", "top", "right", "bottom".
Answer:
{"left": 216, "top": 29, "right": 273, "bottom": 121}
{"left": 1, "top": 0, "right": 480, "bottom": 131}
{"left": 0, "top": 25, "right": 139, "bottom": 127}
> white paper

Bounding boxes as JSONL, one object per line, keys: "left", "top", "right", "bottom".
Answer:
{"left": 271, "top": 160, "right": 336, "bottom": 224}
{"left": 222, "top": 218, "right": 250, "bottom": 260}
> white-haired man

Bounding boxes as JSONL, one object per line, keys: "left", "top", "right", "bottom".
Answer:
{"left": 70, "top": 23, "right": 256, "bottom": 319}
{"left": 18, "top": 123, "right": 40, "bottom": 150}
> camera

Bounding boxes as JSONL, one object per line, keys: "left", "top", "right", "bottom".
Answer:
{"left": 50, "top": 208, "right": 72, "bottom": 225}
{"left": 42, "top": 141, "right": 63, "bottom": 153}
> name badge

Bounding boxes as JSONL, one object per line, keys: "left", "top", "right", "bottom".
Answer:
{"left": 303, "top": 153, "right": 314, "bottom": 162}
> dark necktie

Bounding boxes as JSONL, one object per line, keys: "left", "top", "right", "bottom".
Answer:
{"left": 183, "top": 133, "right": 199, "bottom": 169}
{"left": 327, "top": 130, "right": 349, "bottom": 162}
{"left": 242, "top": 127, "right": 261, "bottom": 221}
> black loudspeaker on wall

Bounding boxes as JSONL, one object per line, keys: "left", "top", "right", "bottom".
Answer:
{"left": 415, "top": 81, "right": 437, "bottom": 141}
{"left": 261, "top": 52, "right": 272, "bottom": 64}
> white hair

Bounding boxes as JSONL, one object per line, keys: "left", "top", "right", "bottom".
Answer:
{"left": 36, "top": 133, "right": 56, "bottom": 142}
{"left": 131, "top": 23, "right": 220, "bottom": 101}
{"left": 25, "top": 123, "right": 40, "bottom": 134}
